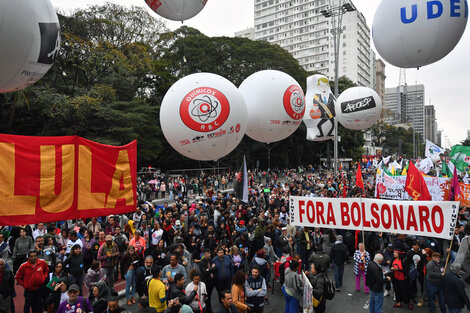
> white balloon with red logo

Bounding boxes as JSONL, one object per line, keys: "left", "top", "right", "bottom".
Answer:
{"left": 145, "top": 0, "right": 207, "bottom": 22}
{"left": 335, "top": 87, "right": 383, "bottom": 130}
{"left": 238, "top": 70, "right": 305, "bottom": 144}
{"left": 160, "top": 73, "right": 247, "bottom": 161}
{"left": 0, "top": 0, "right": 60, "bottom": 93}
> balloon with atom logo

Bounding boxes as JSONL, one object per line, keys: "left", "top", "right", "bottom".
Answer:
{"left": 0, "top": 0, "right": 60, "bottom": 93}
{"left": 160, "top": 73, "right": 247, "bottom": 161}
{"left": 239, "top": 70, "right": 305, "bottom": 144}
{"left": 145, "top": 0, "right": 208, "bottom": 22}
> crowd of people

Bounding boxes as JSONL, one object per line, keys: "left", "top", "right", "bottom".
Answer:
{"left": 0, "top": 167, "right": 469, "bottom": 313}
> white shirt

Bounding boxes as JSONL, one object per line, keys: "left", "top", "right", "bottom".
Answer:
{"left": 65, "top": 238, "right": 83, "bottom": 254}
{"left": 185, "top": 281, "right": 207, "bottom": 311}
{"left": 32, "top": 228, "right": 46, "bottom": 240}
{"left": 151, "top": 229, "right": 163, "bottom": 246}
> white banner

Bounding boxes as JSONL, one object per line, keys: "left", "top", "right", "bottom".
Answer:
{"left": 289, "top": 196, "right": 459, "bottom": 239}
{"left": 375, "top": 172, "right": 450, "bottom": 201}
{"left": 302, "top": 272, "right": 313, "bottom": 313}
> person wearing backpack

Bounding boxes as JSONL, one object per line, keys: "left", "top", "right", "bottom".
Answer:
{"left": 365, "top": 254, "right": 391, "bottom": 313}
{"left": 307, "top": 262, "right": 326, "bottom": 313}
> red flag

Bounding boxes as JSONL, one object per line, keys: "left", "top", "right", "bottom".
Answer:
{"left": 356, "top": 163, "right": 364, "bottom": 190}
{"left": 405, "top": 161, "right": 432, "bottom": 201}
{"left": 450, "top": 165, "right": 461, "bottom": 201}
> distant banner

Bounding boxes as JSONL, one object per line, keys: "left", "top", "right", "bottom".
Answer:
{"left": 302, "top": 272, "right": 314, "bottom": 313}
{"left": 459, "top": 183, "right": 470, "bottom": 207}
{"left": 0, "top": 134, "right": 137, "bottom": 225}
{"left": 375, "top": 172, "right": 449, "bottom": 201}
{"left": 289, "top": 196, "right": 459, "bottom": 239}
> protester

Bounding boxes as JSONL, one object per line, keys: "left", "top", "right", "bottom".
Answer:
{"left": 391, "top": 249, "right": 411, "bottom": 309}
{"left": 12, "top": 228, "right": 34, "bottom": 273}
{"left": 0, "top": 258, "right": 14, "bottom": 313}
{"left": 353, "top": 243, "right": 370, "bottom": 294}
{"left": 217, "top": 290, "right": 238, "bottom": 313}
{"left": 426, "top": 252, "right": 447, "bottom": 313}
{"left": 330, "top": 235, "right": 349, "bottom": 291}
{"left": 307, "top": 262, "right": 326, "bottom": 313}
{"left": 89, "top": 281, "right": 109, "bottom": 313}
{"left": 231, "top": 270, "right": 249, "bottom": 313}
{"left": 365, "top": 254, "right": 391, "bottom": 313}
{"left": 16, "top": 250, "right": 49, "bottom": 313}
{"left": 443, "top": 263, "right": 470, "bottom": 313}
{"left": 98, "top": 235, "right": 119, "bottom": 291}
{"left": 213, "top": 248, "right": 233, "bottom": 298}
{"left": 121, "top": 244, "right": 141, "bottom": 305}
{"left": 63, "top": 244, "right": 84, "bottom": 294}
{"left": 282, "top": 260, "right": 303, "bottom": 313}
{"left": 148, "top": 265, "right": 167, "bottom": 313}
{"left": 185, "top": 269, "right": 207, "bottom": 313}
{"left": 245, "top": 266, "right": 267, "bottom": 313}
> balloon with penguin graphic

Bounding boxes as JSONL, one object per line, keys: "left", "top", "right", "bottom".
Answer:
{"left": 303, "top": 75, "right": 336, "bottom": 141}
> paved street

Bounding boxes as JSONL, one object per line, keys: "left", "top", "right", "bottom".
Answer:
{"left": 119, "top": 262, "right": 438, "bottom": 313}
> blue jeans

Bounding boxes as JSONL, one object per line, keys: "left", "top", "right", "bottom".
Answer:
{"left": 448, "top": 308, "right": 462, "bottom": 313}
{"left": 369, "top": 290, "right": 384, "bottom": 313}
{"left": 426, "top": 280, "right": 446, "bottom": 313}
{"left": 282, "top": 286, "right": 299, "bottom": 313}
{"left": 125, "top": 268, "right": 136, "bottom": 299}
{"left": 333, "top": 263, "right": 344, "bottom": 288}
{"left": 450, "top": 250, "right": 457, "bottom": 264}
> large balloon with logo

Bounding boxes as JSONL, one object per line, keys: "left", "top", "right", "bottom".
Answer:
{"left": 160, "top": 73, "right": 247, "bottom": 161}
{"left": 238, "top": 70, "right": 305, "bottom": 144}
{"left": 335, "top": 87, "right": 383, "bottom": 130}
{"left": 372, "top": 0, "right": 468, "bottom": 68}
{"left": 0, "top": 0, "right": 60, "bottom": 93}
{"left": 145, "top": 0, "right": 207, "bottom": 22}
{"left": 303, "top": 75, "right": 336, "bottom": 141}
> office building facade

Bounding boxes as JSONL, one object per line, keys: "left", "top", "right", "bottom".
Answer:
{"left": 252, "top": 0, "right": 375, "bottom": 88}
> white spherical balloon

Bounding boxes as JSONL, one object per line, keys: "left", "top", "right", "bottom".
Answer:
{"left": 145, "top": 0, "right": 207, "bottom": 22}
{"left": 372, "top": 0, "right": 468, "bottom": 68}
{"left": 0, "top": 0, "right": 60, "bottom": 93}
{"left": 239, "top": 70, "right": 305, "bottom": 144}
{"left": 335, "top": 87, "right": 382, "bottom": 130}
{"left": 160, "top": 73, "right": 247, "bottom": 161}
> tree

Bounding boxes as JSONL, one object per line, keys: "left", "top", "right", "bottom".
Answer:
{"left": 461, "top": 138, "right": 470, "bottom": 146}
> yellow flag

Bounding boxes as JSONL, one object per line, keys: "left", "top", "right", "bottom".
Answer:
{"left": 401, "top": 167, "right": 407, "bottom": 176}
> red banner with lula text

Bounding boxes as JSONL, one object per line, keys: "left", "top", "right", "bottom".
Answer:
{"left": 0, "top": 134, "right": 137, "bottom": 225}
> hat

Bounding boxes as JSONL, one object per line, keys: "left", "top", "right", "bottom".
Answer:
{"left": 175, "top": 220, "right": 181, "bottom": 226}
{"left": 105, "top": 235, "right": 113, "bottom": 241}
{"left": 336, "top": 235, "right": 343, "bottom": 242}
{"left": 281, "top": 227, "right": 287, "bottom": 231}
{"left": 239, "top": 220, "right": 245, "bottom": 225}
{"left": 387, "top": 243, "right": 393, "bottom": 248}
{"left": 68, "top": 284, "right": 80, "bottom": 292}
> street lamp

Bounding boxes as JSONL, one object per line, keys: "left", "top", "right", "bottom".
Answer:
{"left": 321, "top": 0, "right": 356, "bottom": 175}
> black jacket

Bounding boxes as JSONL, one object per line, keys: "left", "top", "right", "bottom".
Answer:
{"left": 136, "top": 266, "right": 152, "bottom": 297}
{"left": 199, "top": 257, "right": 216, "bottom": 287}
{"left": 0, "top": 269, "right": 14, "bottom": 298}
{"left": 443, "top": 272, "right": 470, "bottom": 309}
{"left": 307, "top": 273, "right": 325, "bottom": 303}
{"left": 167, "top": 283, "right": 197, "bottom": 305}
{"left": 365, "top": 260, "right": 388, "bottom": 292}
{"left": 330, "top": 242, "right": 349, "bottom": 266}
{"left": 216, "top": 304, "right": 238, "bottom": 313}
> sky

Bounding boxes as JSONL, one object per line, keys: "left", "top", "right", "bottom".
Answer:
{"left": 49, "top": 0, "right": 470, "bottom": 148}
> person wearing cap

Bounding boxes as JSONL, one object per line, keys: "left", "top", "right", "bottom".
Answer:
{"left": 425, "top": 252, "right": 447, "bottom": 313}
{"left": 56, "top": 284, "right": 92, "bottom": 313}
{"left": 330, "top": 235, "right": 349, "bottom": 291}
{"left": 278, "top": 227, "right": 291, "bottom": 257}
{"left": 443, "top": 263, "right": 470, "bottom": 313}
{"left": 16, "top": 250, "right": 49, "bottom": 313}
{"left": 97, "top": 235, "right": 119, "bottom": 291}
{"left": 235, "top": 221, "right": 247, "bottom": 234}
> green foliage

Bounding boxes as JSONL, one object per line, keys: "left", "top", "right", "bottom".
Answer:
{"left": 0, "top": 5, "right": 370, "bottom": 170}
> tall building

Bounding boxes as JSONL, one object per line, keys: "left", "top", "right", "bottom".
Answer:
{"left": 384, "top": 84, "right": 425, "bottom": 141}
{"left": 424, "top": 105, "right": 437, "bottom": 143}
{"left": 467, "top": 129, "right": 470, "bottom": 140}
{"left": 375, "top": 59, "right": 386, "bottom": 104}
{"left": 436, "top": 130, "right": 442, "bottom": 147}
{"left": 234, "top": 27, "right": 255, "bottom": 40}
{"left": 252, "top": 0, "right": 375, "bottom": 88}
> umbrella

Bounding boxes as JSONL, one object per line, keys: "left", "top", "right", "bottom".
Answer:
{"left": 147, "top": 180, "right": 159, "bottom": 184}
